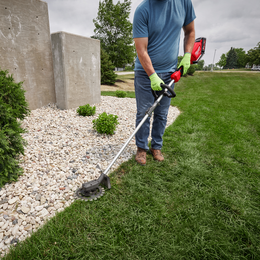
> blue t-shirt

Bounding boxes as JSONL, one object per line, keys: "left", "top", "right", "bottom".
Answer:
{"left": 133, "top": 0, "right": 196, "bottom": 73}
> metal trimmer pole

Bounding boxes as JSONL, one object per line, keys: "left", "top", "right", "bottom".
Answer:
{"left": 103, "top": 81, "right": 174, "bottom": 176}
{"left": 103, "top": 113, "right": 149, "bottom": 175}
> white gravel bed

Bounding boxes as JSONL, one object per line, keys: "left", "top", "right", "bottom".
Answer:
{"left": 0, "top": 96, "right": 180, "bottom": 257}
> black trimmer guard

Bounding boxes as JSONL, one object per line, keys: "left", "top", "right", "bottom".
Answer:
{"left": 76, "top": 173, "right": 111, "bottom": 201}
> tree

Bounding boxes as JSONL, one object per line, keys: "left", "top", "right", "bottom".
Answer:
{"left": 233, "top": 48, "right": 247, "bottom": 68}
{"left": 224, "top": 47, "right": 238, "bottom": 69}
{"left": 246, "top": 42, "right": 260, "bottom": 66}
{"left": 216, "top": 54, "right": 227, "bottom": 68}
{"left": 92, "top": 0, "right": 135, "bottom": 68}
{"left": 100, "top": 48, "right": 117, "bottom": 85}
{"left": 217, "top": 48, "right": 247, "bottom": 69}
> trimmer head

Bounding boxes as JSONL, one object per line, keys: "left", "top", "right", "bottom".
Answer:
{"left": 76, "top": 185, "right": 105, "bottom": 201}
{"left": 75, "top": 172, "right": 111, "bottom": 201}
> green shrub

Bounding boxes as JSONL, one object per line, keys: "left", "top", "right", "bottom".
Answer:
{"left": 115, "top": 90, "right": 127, "bottom": 98}
{"left": 187, "top": 65, "right": 196, "bottom": 75}
{"left": 77, "top": 104, "right": 96, "bottom": 116}
{"left": 124, "top": 66, "right": 134, "bottom": 71}
{"left": 0, "top": 69, "right": 30, "bottom": 187}
{"left": 101, "top": 48, "right": 117, "bottom": 85}
{"left": 92, "top": 112, "right": 119, "bottom": 135}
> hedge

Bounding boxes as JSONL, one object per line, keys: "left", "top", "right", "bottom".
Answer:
{"left": 0, "top": 69, "right": 30, "bottom": 187}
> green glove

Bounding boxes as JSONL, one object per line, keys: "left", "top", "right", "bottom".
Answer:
{"left": 149, "top": 73, "right": 164, "bottom": 91}
{"left": 178, "top": 52, "right": 191, "bottom": 75}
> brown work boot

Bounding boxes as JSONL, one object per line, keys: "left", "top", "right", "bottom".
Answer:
{"left": 135, "top": 147, "right": 147, "bottom": 166}
{"left": 150, "top": 148, "right": 164, "bottom": 162}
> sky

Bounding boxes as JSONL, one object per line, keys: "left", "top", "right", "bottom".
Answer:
{"left": 43, "top": 0, "right": 260, "bottom": 66}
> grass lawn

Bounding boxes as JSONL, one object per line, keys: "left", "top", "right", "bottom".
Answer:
{"left": 3, "top": 72, "right": 260, "bottom": 259}
{"left": 114, "top": 73, "right": 135, "bottom": 85}
{"left": 101, "top": 90, "right": 135, "bottom": 98}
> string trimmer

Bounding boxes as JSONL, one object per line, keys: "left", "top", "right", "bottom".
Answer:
{"left": 76, "top": 37, "right": 206, "bottom": 201}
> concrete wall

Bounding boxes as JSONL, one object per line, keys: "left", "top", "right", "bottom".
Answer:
{"left": 51, "top": 32, "right": 101, "bottom": 110}
{"left": 0, "top": 0, "right": 56, "bottom": 110}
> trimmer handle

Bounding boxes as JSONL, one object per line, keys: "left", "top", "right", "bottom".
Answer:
{"left": 161, "top": 83, "right": 176, "bottom": 98}
{"left": 152, "top": 82, "right": 176, "bottom": 99}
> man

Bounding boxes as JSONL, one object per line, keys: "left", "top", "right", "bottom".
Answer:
{"left": 133, "top": 0, "right": 196, "bottom": 165}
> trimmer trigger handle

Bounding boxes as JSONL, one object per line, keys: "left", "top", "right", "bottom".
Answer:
{"left": 170, "top": 66, "right": 183, "bottom": 83}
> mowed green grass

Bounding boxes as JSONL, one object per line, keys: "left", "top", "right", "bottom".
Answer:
{"left": 4, "top": 72, "right": 260, "bottom": 259}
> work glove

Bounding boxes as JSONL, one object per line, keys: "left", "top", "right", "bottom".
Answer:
{"left": 178, "top": 52, "right": 191, "bottom": 75}
{"left": 149, "top": 73, "right": 164, "bottom": 91}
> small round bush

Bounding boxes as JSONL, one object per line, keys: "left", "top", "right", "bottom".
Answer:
{"left": 187, "top": 65, "right": 196, "bottom": 76}
{"left": 77, "top": 104, "right": 96, "bottom": 116}
{"left": 92, "top": 112, "right": 119, "bottom": 135}
{"left": 115, "top": 90, "right": 127, "bottom": 98}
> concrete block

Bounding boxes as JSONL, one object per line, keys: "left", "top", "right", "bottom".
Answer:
{"left": 51, "top": 32, "right": 101, "bottom": 110}
{"left": 0, "top": 0, "right": 56, "bottom": 110}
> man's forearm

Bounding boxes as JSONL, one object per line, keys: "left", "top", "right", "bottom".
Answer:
{"left": 183, "top": 21, "right": 195, "bottom": 54}
{"left": 184, "top": 32, "right": 195, "bottom": 54}
{"left": 138, "top": 51, "right": 155, "bottom": 77}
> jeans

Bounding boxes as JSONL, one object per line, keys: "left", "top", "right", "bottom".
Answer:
{"left": 134, "top": 70, "right": 175, "bottom": 151}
